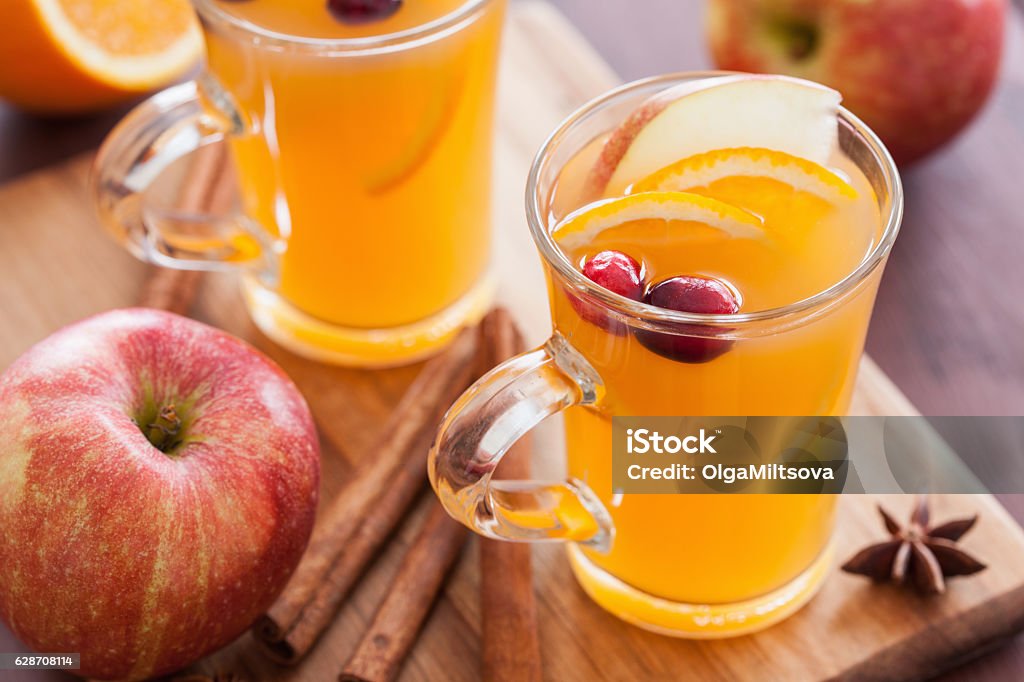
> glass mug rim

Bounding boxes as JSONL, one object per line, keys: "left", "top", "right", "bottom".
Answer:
{"left": 192, "top": 0, "right": 496, "bottom": 55}
{"left": 525, "top": 71, "right": 905, "bottom": 331}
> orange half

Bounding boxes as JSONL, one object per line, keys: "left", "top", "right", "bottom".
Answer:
{"left": 0, "top": 0, "right": 202, "bottom": 113}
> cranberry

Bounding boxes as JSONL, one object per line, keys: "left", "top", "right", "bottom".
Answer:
{"left": 583, "top": 251, "right": 645, "bottom": 300}
{"left": 570, "top": 250, "right": 645, "bottom": 335}
{"left": 328, "top": 0, "right": 402, "bottom": 24}
{"left": 634, "top": 275, "right": 740, "bottom": 363}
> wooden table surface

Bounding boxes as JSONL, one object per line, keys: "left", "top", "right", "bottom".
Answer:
{"left": 0, "top": 1, "right": 1021, "bottom": 679}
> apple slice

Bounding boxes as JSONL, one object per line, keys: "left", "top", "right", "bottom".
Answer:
{"left": 585, "top": 75, "right": 842, "bottom": 198}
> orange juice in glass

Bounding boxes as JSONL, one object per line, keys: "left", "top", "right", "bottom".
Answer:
{"left": 430, "top": 74, "right": 903, "bottom": 637}
{"left": 95, "top": 0, "right": 505, "bottom": 366}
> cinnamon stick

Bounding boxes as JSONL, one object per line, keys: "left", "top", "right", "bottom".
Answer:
{"left": 136, "top": 142, "right": 231, "bottom": 313}
{"left": 339, "top": 502, "right": 468, "bottom": 682}
{"left": 138, "top": 268, "right": 203, "bottom": 314}
{"left": 478, "top": 309, "right": 542, "bottom": 682}
{"left": 254, "top": 324, "right": 480, "bottom": 663}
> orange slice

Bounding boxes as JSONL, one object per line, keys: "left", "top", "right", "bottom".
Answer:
{"left": 364, "top": 72, "right": 464, "bottom": 195}
{"left": 553, "top": 191, "right": 764, "bottom": 251}
{"left": 633, "top": 147, "right": 858, "bottom": 202}
{"left": 0, "top": 0, "right": 202, "bottom": 114}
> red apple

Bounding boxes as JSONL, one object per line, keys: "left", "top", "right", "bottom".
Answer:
{"left": 706, "top": 0, "right": 1007, "bottom": 165}
{"left": 0, "top": 309, "right": 320, "bottom": 680}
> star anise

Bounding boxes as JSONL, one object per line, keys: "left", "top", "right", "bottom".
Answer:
{"left": 841, "top": 497, "right": 986, "bottom": 595}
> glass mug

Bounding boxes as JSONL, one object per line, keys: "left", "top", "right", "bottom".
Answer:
{"left": 430, "top": 73, "right": 903, "bottom": 637}
{"left": 94, "top": 0, "right": 505, "bottom": 366}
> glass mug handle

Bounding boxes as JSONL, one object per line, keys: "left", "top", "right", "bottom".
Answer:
{"left": 92, "top": 80, "right": 275, "bottom": 277}
{"left": 429, "top": 334, "right": 615, "bottom": 552}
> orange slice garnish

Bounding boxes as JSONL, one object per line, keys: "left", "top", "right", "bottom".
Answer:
{"left": 633, "top": 147, "right": 857, "bottom": 202}
{"left": 553, "top": 191, "right": 764, "bottom": 251}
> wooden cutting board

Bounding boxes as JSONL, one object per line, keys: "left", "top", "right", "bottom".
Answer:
{"left": 1, "top": 2, "right": 1023, "bottom": 680}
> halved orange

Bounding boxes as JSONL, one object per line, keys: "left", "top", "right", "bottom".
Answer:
{"left": 0, "top": 0, "right": 202, "bottom": 114}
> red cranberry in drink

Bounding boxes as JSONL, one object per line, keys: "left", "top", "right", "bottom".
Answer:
{"left": 582, "top": 250, "right": 645, "bottom": 301}
{"left": 570, "top": 250, "right": 645, "bottom": 335}
{"left": 328, "top": 0, "right": 402, "bottom": 24}
{"left": 634, "top": 275, "right": 740, "bottom": 363}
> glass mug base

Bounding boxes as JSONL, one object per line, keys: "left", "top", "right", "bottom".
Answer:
{"left": 566, "top": 542, "right": 833, "bottom": 638}
{"left": 242, "top": 273, "right": 495, "bottom": 368}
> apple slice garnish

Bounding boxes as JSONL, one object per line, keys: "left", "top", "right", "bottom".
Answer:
{"left": 584, "top": 75, "right": 842, "bottom": 199}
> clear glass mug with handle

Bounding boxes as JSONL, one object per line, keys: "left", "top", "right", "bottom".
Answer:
{"left": 93, "top": 0, "right": 506, "bottom": 367}
{"left": 429, "top": 73, "right": 902, "bottom": 637}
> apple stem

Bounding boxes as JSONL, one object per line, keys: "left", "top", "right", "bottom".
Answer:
{"left": 146, "top": 405, "right": 182, "bottom": 453}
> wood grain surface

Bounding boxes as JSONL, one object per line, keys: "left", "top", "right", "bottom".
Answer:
{"left": 0, "top": 1, "right": 1022, "bottom": 680}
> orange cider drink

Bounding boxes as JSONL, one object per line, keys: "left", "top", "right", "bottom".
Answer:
{"left": 429, "top": 73, "right": 903, "bottom": 637}
{"left": 550, "top": 145, "right": 877, "bottom": 618}
{"left": 204, "top": 0, "right": 506, "bottom": 364}
{"left": 96, "top": 0, "right": 505, "bottom": 366}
